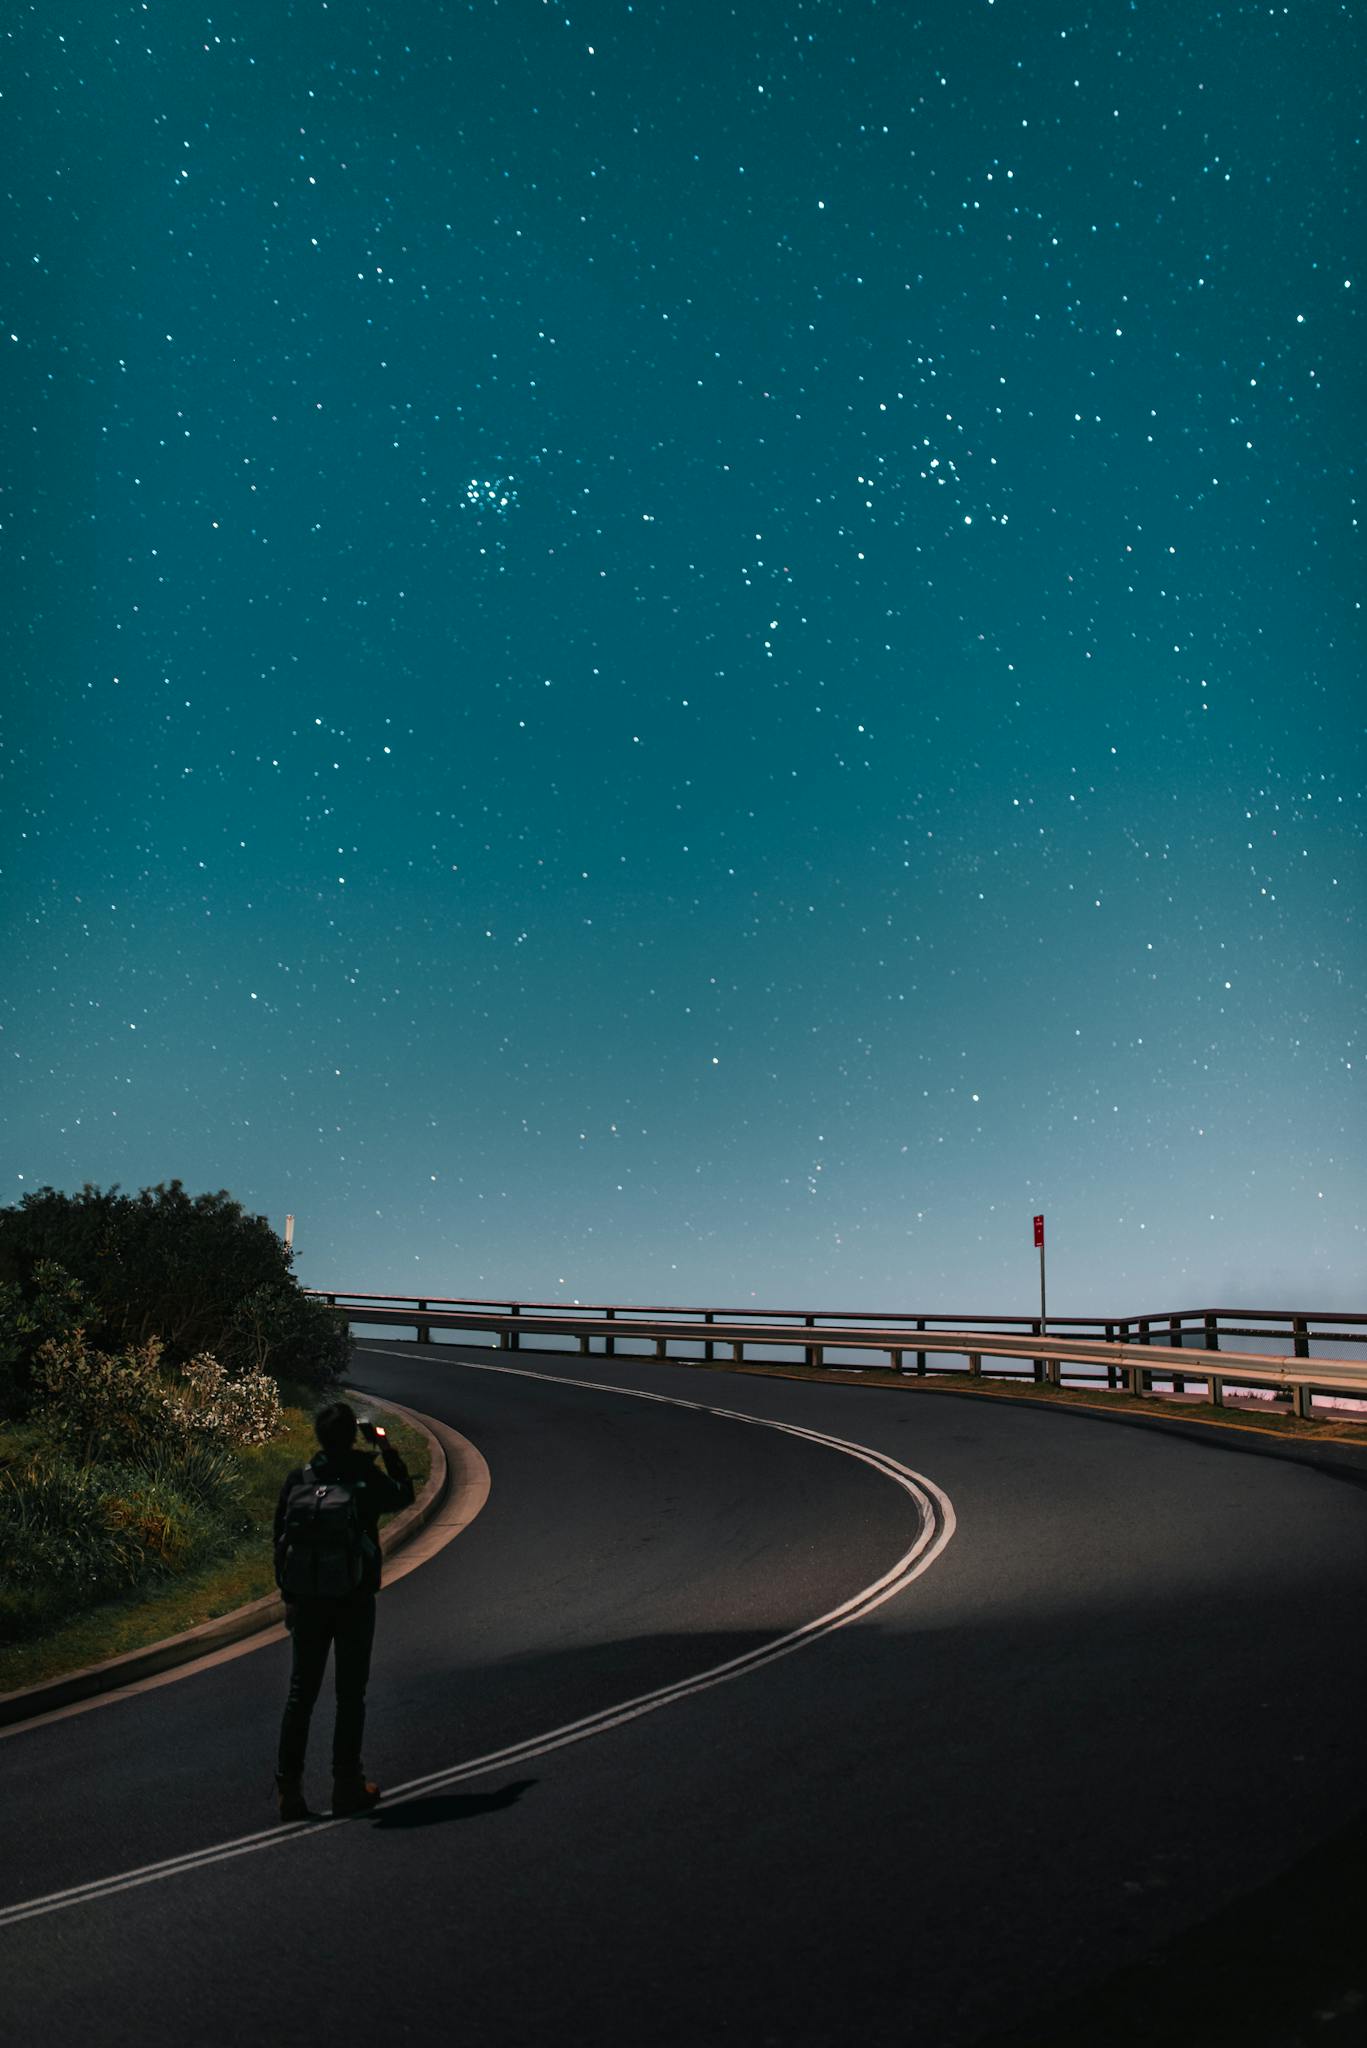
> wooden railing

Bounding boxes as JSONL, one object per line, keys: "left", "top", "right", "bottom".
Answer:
{"left": 308, "top": 1291, "right": 1367, "bottom": 1422}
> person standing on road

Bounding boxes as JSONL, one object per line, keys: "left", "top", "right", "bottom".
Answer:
{"left": 273, "top": 1400, "right": 415, "bottom": 1821}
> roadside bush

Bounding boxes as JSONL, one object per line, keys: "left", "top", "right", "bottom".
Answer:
{"left": 5, "top": 1331, "right": 270, "bottom": 1647}
{"left": 0, "top": 1261, "right": 95, "bottom": 1416}
{"left": 0, "top": 1182, "right": 296, "bottom": 1371}
{"left": 126, "top": 1433, "right": 245, "bottom": 1518}
{"left": 0, "top": 1457, "right": 146, "bottom": 1593}
{"left": 0, "top": 1180, "right": 353, "bottom": 1654}
{"left": 168, "top": 1352, "right": 282, "bottom": 1447}
{"left": 98, "top": 1469, "right": 236, "bottom": 1574}
{"left": 30, "top": 1332, "right": 175, "bottom": 1468}
{"left": 0, "top": 1437, "right": 249, "bottom": 1649}
{"left": 227, "top": 1283, "right": 348, "bottom": 1392}
{"left": 0, "top": 1184, "right": 349, "bottom": 1401}
{"left": 33, "top": 1328, "right": 286, "bottom": 1460}
{"left": 0, "top": 1457, "right": 148, "bottom": 1644}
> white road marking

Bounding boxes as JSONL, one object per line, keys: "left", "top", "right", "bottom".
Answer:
{"left": 0, "top": 1356, "right": 956, "bottom": 1931}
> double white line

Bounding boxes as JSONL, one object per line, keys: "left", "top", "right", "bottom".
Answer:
{"left": 0, "top": 1360, "right": 956, "bottom": 1930}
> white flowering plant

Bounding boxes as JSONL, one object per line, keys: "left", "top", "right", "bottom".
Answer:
{"left": 169, "top": 1353, "right": 282, "bottom": 1447}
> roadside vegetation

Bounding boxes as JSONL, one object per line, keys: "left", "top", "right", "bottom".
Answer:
{"left": 0, "top": 1182, "right": 425, "bottom": 1696}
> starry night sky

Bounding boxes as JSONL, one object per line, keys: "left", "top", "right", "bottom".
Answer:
{"left": 4, "top": 1, "right": 1363, "bottom": 1314}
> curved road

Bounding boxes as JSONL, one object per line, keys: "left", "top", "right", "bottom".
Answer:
{"left": 0, "top": 1340, "right": 1364, "bottom": 2046}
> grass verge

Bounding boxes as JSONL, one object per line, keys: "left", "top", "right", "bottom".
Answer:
{"left": 0, "top": 1401, "right": 430, "bottom": 1697}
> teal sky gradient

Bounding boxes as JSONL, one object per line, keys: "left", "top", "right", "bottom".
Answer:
{"left": 3, "top": 1, "right": 1362, "bottom": 1313}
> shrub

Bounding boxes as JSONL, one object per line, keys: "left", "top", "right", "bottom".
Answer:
{"left": 0, "top": 1437, "right": 249, "bottom": 1648}
{"left": 169, "top": 1353, "right": 283, "bottom": 1447}
{"left": 0, "top": 1180, "right": 346, "bottom": 1652}
{"left": 227, "top": 1283, "right": 348, "bottom": 1392}
{"left": 32, "top": 1329, "right": 285, "bottom": 1461}
{"left": 0, "top": 1457, "right": 145, "bottom": 1590}
{"left": 98, "top": 1471, "right": 234, "bottom": 1572}
{"left": 0, "top": 1183, "right": 349, "bottom": 1397}
{"left": 126, "top": 1433, "right": 244, "bottom": 1518}
{"left": 0, "top": 1456, "right": 148, "bottom": 1645}
{"left": 0, "top": 1261, "right": 95, "bottom": 1416}
{"left": 30, "top": 1332, "right": 176, "bottom": 1468}
{"left": 0, "top": 1182, "right": 295, "bottom": 1369}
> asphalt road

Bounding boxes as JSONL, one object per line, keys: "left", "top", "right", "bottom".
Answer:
{"left": 1, "top": 1341, "right": 1364, "bottom": 2047}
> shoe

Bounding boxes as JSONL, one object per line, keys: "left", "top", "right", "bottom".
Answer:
{"left": 331, "top": 1772, "right": 382, "bottom": 1817}
{"left": 275, "top": 1773, "right": 312, "bottom": 1823}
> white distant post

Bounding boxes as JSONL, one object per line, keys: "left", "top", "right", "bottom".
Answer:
{"left": 284, "top": 1214, "right": 295, "bottom": 1252}
{"left": 1033, "top": 1213, "right": 1046, "bottom": 1332}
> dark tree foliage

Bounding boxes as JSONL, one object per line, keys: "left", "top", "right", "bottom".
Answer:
{"left": 0, "top": 1183, "right": 345, "bottom": 1396}
{"left": 229, "top": 1280, "right": 351, "bottom": 1388}
{"left": 0, "top": 1261, "right": 94, "bottom": 1414}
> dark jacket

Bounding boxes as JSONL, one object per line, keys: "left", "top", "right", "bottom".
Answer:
{"left": 273, "top": 1442, "right": 415, "bottom": 1596}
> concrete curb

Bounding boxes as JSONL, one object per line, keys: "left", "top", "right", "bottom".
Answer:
{"left": 0, "top": 1391, "right": 451, "bottom": 1730}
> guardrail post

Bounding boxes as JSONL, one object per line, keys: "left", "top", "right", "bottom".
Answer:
{"left": 1031, "top": 1319, "right": 1045, "bottom": 1383}
{"left": 500, "top": 1306, "right": 521, "bottom": 1352}
{"left": 605, "top": 1307, "right": 615, "bottom": 1357}
{"left": 1208, "top": 1370, "right": 1224, "bottom": 1407}
{"left": 916, "top": 1319, "right": 926, "bottom": 1375}
{"left": 703, "top": 1311, "right": 715, "bottom": 1362}
{"left": 656, "top": 1335, "right": 669, "bottom": 1360}
{"left": 1293, "top": 1316, "right": 1310, "bottom": 1360}
{"left": 967, "top": 1352, "right": 981, "bottom": 1376}
{"left": 1127, "top": 1360, "right": 1145, "bottom": 1396}
{"left": 1292, "top": 1380, "right": 1313, "bottom": 1420}
{"left": 1047, "top": 1357, "right": 1061, "bottom": 1386}
{"left": 1204, "top": 1313, "right": 1220, "bottom": 1352}
{"left": 808, "top": 1344, "right": 824, "bottom": 1369}
{"left": 416, "top": 1301, "right": 430, "bottom": 1344}
{"left": 1168, "top": 1317, "right": 1186, "bottom": 1393}
{"left": 1103, "top": 1334, "right": 1119, "bottom": 1389}
{"left": 1137, "top": 1319, "right": 1151, "bottom": 1345}
{"left": 890, "top": 1348, "right": 904, "bottom": 1373}
{"left": 731, "top": 1341, "right": 745, "bottom": 1363}
{"left": 579, "top": 1332, "right": 591, "bottom": 1356}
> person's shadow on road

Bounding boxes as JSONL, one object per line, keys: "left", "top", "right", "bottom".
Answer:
{"left": 369, "top": 1777, "right": 535, "bottom": 1830}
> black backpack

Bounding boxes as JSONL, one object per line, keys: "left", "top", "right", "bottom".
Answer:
{"left": 278, "top": 1461, "right": 372, "bottom": 1599}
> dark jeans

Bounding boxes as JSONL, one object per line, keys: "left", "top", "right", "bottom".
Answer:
{"left": 277, "top": 1589, "right": 377, "bottom": 1780}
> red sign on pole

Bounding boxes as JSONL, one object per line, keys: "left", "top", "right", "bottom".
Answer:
{"left": 1033, "top": 1214, "right": 1045, "bottom": 1249}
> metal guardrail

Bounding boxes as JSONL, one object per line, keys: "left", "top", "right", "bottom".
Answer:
{"left": 309, "top": 1291, "right": 1367, "bottom": 1422}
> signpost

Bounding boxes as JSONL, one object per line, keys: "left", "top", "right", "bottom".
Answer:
{"left": 1033, "top": 1213, "right": 1046, "bottom": 1333}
